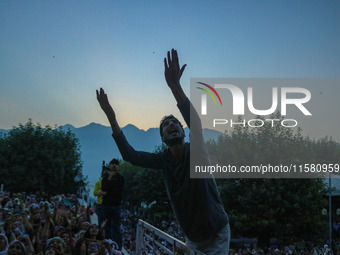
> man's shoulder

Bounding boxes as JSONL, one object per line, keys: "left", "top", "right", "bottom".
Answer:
{"left": 102, "top": 176, "right": 109, "bottom": 182}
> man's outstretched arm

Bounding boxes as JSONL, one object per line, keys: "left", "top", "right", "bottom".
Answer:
{"left": 96, "top": 88, "right": 121, "bottom": 136}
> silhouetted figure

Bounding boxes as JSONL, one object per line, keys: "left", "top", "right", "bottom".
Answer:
{"left": 96, "top": 49, "right": 230, "bottom": 255}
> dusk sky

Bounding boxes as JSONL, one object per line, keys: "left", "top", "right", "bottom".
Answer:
{"left": 1, "top": 1, "right": 339, "bottom": 140}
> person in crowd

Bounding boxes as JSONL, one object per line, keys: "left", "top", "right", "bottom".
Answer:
{"left": 60, "top": 231, "right": 73, "bottom": 254}
{"left": 80, "top": 222, "right": 90, "bottom": 232}
{"left": 46, "top": 236, "right": 68, "bottom": 255}
{"left": 83, "top": 224, "right": 104, "bottom": 241}
{"left": 93, "top": 166, "right": 105, "bottom": 228}
{"left": 7, "top": 240, "right": 26, "bottom": 255}
{"left": 86, "top": 240, "right": 100, "bottom": 255}
{"left": 0, "top": 234, "right": 9, "bottom": 255}
{"left": 100, "top": 159, "right": 125, "bottom": 250}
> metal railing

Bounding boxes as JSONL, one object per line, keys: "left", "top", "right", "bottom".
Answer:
{"left": 135, "top": 219, "right": 205, "bottom": 255}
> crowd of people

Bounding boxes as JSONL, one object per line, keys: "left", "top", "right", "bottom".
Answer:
{"left": 0, "top": 191, "right": 122, "bottom": 255}
{"left": 120, "top": 209, "right": 339, "bottom": 255}
{"left": 228, "top": 244, "right": 335, "bottom": 255}
{"left": 0, "top": 190, "right": 183, "bottom": 255}
{"left": 1, "top": 190, "right": 339, "bottom": 255}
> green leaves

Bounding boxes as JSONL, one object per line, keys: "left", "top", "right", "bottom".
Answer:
{"left": 118, "top": 145, "right": 172, "bottom": 216}
{"left": 0, "top": 120, "right": 86, "bottom": 194}
{"left": 208, "top": 114, "right": 339, "bottom": 245}
{"left": 119, "top": 162, "right": 171, "bottom": 216}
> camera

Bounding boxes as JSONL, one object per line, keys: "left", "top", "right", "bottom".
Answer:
{"left": 102, "top": 166, "right": 110, "bottom": 178}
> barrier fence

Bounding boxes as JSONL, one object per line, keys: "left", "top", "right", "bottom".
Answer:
{"left": 135, "top": 219, "right": 205, "bottom": 255}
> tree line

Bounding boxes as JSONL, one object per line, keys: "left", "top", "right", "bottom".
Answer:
{"left": 0, "top": 120, "right": 86, "bottom": 195}
{"left": 120, "top": 114, "right": 340, "bottom": 246}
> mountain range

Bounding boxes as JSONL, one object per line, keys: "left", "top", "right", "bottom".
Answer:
{"left": 0, "top": 123, "right": 223, "bottom": 185}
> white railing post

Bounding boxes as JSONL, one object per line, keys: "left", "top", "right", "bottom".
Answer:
{"left": 136, "top": 220, "right": 143, "bottom": 255}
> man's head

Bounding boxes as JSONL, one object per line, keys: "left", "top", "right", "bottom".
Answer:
{"left": 160, "top": 115, "right": 185, "bottom": 146}
{"left": 87, "top": 241, "right": 100, "bottom": 255}
{"left": 46, "top": 237, "right": 66, "bottom": 252}
{"left": 89, "top": 224, "right": 100, "bottom": 236}
{"left": 7, "top": 241, "right": 25, "bottom": 255}
{"left": 82, "top": 221, "right": 91, "bottom": 231}
{"left": 60, "top": 232, "right": 70, "bottom": 244}
{"left": 108, "top": 159, "right": 119, "bottom": 173}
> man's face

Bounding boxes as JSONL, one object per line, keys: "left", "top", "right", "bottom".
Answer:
{"left": 8, "top": 242, "right": 24, "bottom": 255}
{"left": 108, "top": 163, "right": 119, "bottom": 173}
{"left": 161, "top": 118, "right": 185, "bottom": 145}
{"left": 89, "top": 224, "right": 99, "bottom": 236}
{"left": 49, "top": 239, "right": 64, "bottom": 252}
{"left": 70, "top": 216, "right": 77, "bottom": 226}
{"left": 13, "top": 221, "right": 23, "bottom": 235}
{"left": 61, "top": 233, "right": 69, "bottom": 244}
{"left": 82, "top": 221, "right": 90, "bottom": 230}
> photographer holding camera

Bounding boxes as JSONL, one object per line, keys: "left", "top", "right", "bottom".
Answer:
{"left": 100, "top": 159, "right": 125, "bottom": 251}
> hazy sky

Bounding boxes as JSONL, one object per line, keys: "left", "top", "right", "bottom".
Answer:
{"left": 1, "top": 1, "right": 339, "bottom": 139}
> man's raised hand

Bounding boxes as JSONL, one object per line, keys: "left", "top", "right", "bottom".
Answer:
{"left": 164, "top": 49, "right": 188, "bottom": 104}
{"left": 164, "top": 49, "right": 187, "bottom": 89}
{"left": 96, "top": 88, "right": 121, "bottom": 135}
{"left": 96, "top": 88, "right": 115, "bottom": 117}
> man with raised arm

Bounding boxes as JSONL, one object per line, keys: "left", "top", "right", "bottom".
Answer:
{"left": 96, "top": 49, "right": 230, "bottom": 254}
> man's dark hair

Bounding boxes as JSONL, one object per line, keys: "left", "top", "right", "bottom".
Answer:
{"left": 159, "top": 115, "right": 184, "bottom": 137}
{"left": 109, "top": 159, "right": 119, "bottom": 165}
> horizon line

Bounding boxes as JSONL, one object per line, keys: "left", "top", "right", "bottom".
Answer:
{"left": 0, "top": 122, "right": 191, "bottom": 132}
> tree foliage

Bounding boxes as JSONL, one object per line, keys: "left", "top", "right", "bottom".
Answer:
{"left": 0, "top": 120, "right": 86, "bottom": 194}
{"left": 206, "top": 113, "right": 339, "bottom": 245}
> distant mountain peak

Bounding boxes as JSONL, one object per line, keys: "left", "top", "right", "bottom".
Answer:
{"left": 146, "top": 127, "right": 159, "bottom": 132}
{"left": 87, "top": 122, "right": 106, "bottom": 128}
{"left": 123, "top": 124, "right": 141, "bottom": 131}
